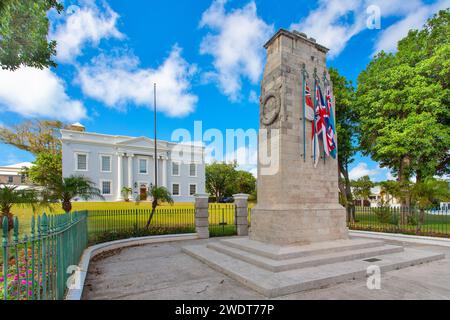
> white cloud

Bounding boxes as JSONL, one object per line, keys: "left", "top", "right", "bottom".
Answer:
{"left": 349, "top": 162, "right": 380, "bottom": 180}
{"left": 51, "top": 1, "right": 124, "bottom": 63}
{"left": 374, "top": 0, "right": 450, "bottom": 54}
{"left": 199, "top": 0, "right": 274, "bottom": 100}
{"left": 289, "top": 0, "right": 446, "bottom": 58}
{"left": 76, "top": 45, "right": 198, "bottom": 117}
{"left": 0, "top": 67, "right": 87, "bottom": 121}
{"left": 248, "top": 90, "right": 259, "bottom": 104}
{"left": 290, "top": 0, "right": 366, "bottom": 58}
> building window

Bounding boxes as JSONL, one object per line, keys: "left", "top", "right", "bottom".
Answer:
{"left": 172, "top": 162, "right": 180, "bottom": 176}
{"left": 189, "top": 163, "right": 196, "bottom": 177}
{"left": 8, "top": 176, "right": 13, "bottom": 183}
{"left": 101, "top": 180, "right": 112, "bottom": 195}
{"left": 20, "top": 174, "right": 26, "bottom": 184}
{"left": 76, "top": 153, "right": 88, "bottom": 171}
{"left": 139, "top": 158, "right": 147, "bottom": 174}
{"left": 172, "top": 183, "right": 180, "bottom": 196}
{"left": 100, "top": 155, "right": 112, "bottom": 172}
{"left": 189, "top": 184, "right": 197, "bottom": 196}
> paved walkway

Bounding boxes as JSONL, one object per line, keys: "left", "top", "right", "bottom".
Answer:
{"left": 82, "top": 237, "right": 450, "bottom": 300}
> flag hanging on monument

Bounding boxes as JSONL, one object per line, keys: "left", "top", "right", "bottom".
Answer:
{"left": 316, "top": 85, "right": 329, "bottom": 157}
{"left": 312, "top": 81, "right": 322, "bottom": 167}
{"left": 325, "top": 86, "right": 337, "bottom": 159}
{"left": 304, "top": 83, "right": 315, "bottom": 121}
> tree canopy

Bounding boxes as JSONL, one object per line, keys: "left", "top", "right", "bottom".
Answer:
{"left": 205, "top": 162, "right": 256, "bottom": 200}
{"left": 356, "top": 9, "right": 450, "bottom": 183}
{"left": 329, "top": 67, "right": 358, "bottom": 219}
{"left": 0, "top": 120, "right": 67, "bottom": 155}
{"left": 0, "top": 0, "right": 63, "bottom": 70}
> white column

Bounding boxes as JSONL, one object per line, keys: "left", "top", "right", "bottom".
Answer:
{"left": 117, "top": 153, "right": 123, "bottom": 201}
{"left": 162, "top": 157, "right": 167, "bottom": 188}
{"left": 128, "top": 154, "right": 134, "bottom": 188}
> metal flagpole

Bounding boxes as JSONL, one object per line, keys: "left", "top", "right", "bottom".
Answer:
{"left": 301, "top": 63, "right": 307, "bottom": 162}
{"left": 312, "top": 68, "right": 317, "bottom": 165}
{"left": 154, "top": 83, "right": 158, "bottom": 189}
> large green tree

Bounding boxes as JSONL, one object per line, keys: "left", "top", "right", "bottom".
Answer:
{"left": 205, "top": 162, "right": 238, "bottom": 200}
{"left": 0, "top": 120, "right": 67, "bottom": 155}
{"left": 351, "top": 176, "right": 375, "bottom": 206}
{"left": 329, "top": 67, "right": 358, "bottom": 221}
{"left": 27, "top": 152, "right": 62, "bottom": 186}
{"left": 0, "top": 0, "right": 63, "bottom": 70}
{"left": 356, "top": 10, "right": 450, "bottom": 189}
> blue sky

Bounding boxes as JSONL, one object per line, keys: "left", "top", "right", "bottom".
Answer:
{"left": 0, "top": 0, "right": 448, "bottom": 180}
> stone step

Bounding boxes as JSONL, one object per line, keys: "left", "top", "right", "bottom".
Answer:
{"left": 183, "top": 244, "right": 444, "bottom": 298}
{"left": 220, "top": 237, "right": 386, "bottom": 260}
{"left": 207, "top": 242, "right": 404, "bottom": 272}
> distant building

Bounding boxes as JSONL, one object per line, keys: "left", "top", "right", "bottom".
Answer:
{"left": 353, "top": 186, "right": 401, "bottom": 208}
{"left": 0, "top": 162, "right": 34, "bottom": 188}
{"left": 61, "top": 124, "right": 206, "bottom": 202}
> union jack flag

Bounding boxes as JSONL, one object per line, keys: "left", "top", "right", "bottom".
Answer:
{"left": 312, "top": 82, "right": 337, "bottom": 165}
{"left": 304, "top": 83, "right": 314, "bottom": 121}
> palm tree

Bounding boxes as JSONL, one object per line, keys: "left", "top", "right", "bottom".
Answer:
{"left": 0, "top": 184, "right": 44, "bottom": 231}
{"left": 145, "top": 186, "right": 173, "bottom": 229}
{"left": 47, "top": 175, "right": 104, "bottom": 213}
{"left": 121, "top": 187, "right": 132, "bottom": 202}
{"left": 411, "top": 177, "right": 449, "bottom": 224}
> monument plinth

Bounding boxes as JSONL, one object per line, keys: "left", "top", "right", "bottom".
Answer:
{"left": 250, "top": 29, "right": 347, "bottom": 245}
{"left": 183, "top": 29, "right": 444, "bottom": 298}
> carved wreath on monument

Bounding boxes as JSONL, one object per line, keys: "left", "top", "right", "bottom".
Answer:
{"left": 261, "top": 91, "right": 281, "bottom": 126}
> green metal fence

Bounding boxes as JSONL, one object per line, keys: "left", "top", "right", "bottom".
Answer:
{"left": 0, "top": 211, "right": 88, "bottom": 300}
{"left": 87, "top": 208, "right": 196, "bottom": 243}
{"left": 348, "top": 207, "right": 450, "bottom": 237}
{"left": 208, "top": 204, "right": 237, "bottom": 237}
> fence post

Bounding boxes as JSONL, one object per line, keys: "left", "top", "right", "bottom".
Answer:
{"left": 195, "top": 194, "right": 209, "bottom": 239}
{"left": 233, "top": 193, "right": 249, "bottom": 236}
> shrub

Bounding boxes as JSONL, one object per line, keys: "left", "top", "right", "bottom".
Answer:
{"left": 372, "top": 207, "right": 392, "bottom": 224}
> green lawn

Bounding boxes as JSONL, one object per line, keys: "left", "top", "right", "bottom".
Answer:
{"left": 349, "top": 210, "right": 450, "bottom": 237}
{"left": 5, "top": 201, "right": 254, "bottom": 239}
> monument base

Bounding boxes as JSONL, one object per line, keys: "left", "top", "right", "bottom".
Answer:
{"left": 183, "top": 237, "right": 444, "bottom": 298}
{"left": 250, "top": 205, "right": 348, "bottom": 245}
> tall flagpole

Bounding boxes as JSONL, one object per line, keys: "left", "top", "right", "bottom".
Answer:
{"left": 154, "top": 83, "right": 158, "bottom": 189}
{"left": 301, "top": 63, "right": 307, "bottom": 162}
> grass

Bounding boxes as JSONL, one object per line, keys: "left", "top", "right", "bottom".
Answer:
{"left": 349, "top": 209, "right": 450, "bottom": 237}
{"left": 4, "top": 201, "right": 254, "bottom": 238}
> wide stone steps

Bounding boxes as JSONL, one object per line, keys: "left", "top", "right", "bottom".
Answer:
{"left": 219, "top": 238, "right": 386, "bottom": 260}
{"left": 206, "top": 242, "right": 404, "bottom": 272}
{"left": 183, "top": 243, "right": 445, "bottom": 298}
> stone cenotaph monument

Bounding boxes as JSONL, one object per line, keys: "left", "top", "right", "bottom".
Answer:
{"left": 250, "top": 29, "right": 347, "bottom": 245}
{"left": 184, "top": 29, "right": 444, "bottom": 298}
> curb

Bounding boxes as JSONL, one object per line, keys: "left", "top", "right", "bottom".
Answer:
{"left": 65, "top": 233, "right": 198, "bottom": 300}
{"left": 350, "top": 230, "right": 450, "bottom": 247}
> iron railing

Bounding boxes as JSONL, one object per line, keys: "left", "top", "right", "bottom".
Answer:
{"left": 208, "top": 204, "right": 237, "bottom": 237}
{"left": 348, "top": 207, "right": 449, "bottom": 237}
{"left": 0, "top": 211, "right": 88, "bottom": 300}
{"left": 87, "top": 208, "right": 196, "bottom": 244}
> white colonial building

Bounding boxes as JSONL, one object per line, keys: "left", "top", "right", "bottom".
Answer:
{"left": 61, "top": 123, "right": 205, "bottom": 202}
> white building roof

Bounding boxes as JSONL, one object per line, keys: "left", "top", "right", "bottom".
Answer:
{"left": 2, "top": 162, "right": 33, "bottom": 169}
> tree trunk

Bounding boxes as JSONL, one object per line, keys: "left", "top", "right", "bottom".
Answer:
{"left": 339, "top": 162, "right": 355, "bottom": 223}
{"left": 343, "top": 164, "right": 355, "bottom": 223}
{"left": 145, "top": 199, "right": 158, "bottom": 229}
{"left": 398, "top": 155, "right": 410, "bottom": 224}
{"left": 1, "top": 208, "right": 14, "bottom": 231}
{"left": 62, "top": 200, "right": 72, "bottom": 213}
